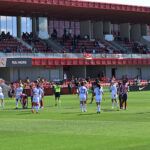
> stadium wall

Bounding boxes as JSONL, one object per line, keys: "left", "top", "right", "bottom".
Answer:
{"left": 0, "top": 67, "right": 63, "bottom": 82}
{"left": 105, "top": 65, "right": 150, "bottom": 79}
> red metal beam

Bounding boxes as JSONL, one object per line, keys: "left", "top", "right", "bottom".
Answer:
{"left": 1, "top": 0, "right": 150, "bottom": 13}
{"left": 0, "top": 0, "right": 149, "bottom": 23}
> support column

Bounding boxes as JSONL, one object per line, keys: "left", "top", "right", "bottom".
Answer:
{"left": 93, "top": 21, "right": 103, "bottom": 39}
{"left": 84, "top": 66, "right": 87, "bottom": 78}
{"left": 120, "top": 23, "right": 130, "bottom": 41}
{"left": 80, "top": 20, "right": 92, "bottom": 39}
{"left": 17, "top": 16, "right": 21, "bottom": 38}
{"left": 103, "top": 21, "right": 111, "bottom": 34}
{"left": 38, "top": 17, "right": 49, "bottom": 39}
{"left": 130, "top": 24, "right": 141, "bottom": 41}
{"left": 32, "top": 17, "right": 37, "bottom": 37}
{"left": 141, "top": 24, "right": 148, "bottom": 36}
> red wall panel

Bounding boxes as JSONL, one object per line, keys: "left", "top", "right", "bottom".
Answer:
{"left": 32, "top": 58, "right": 150, "bottom": 66}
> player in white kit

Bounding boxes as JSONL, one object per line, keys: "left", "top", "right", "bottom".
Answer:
{"left": 79, "top": 81, "right": 88, "bottom": 112}
{"left": 37, "top": 83, "right": 44, "bottom": 109}
{"left": 94, "top": 83, "right": 103, "bottom": 114}
{"left": 110, "top": 82, "right": 118, "bottom": 109}
{"left": 32, "top": 83, "right": 40, "bottom": 113}
{"left": 15, "top": 83, "right": 23, "bottom": 109}
{"left": 0, "top": 86, "right": 4, "bottom": 109}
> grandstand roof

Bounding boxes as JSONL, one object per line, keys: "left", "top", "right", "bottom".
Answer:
{"left": 0, "top": 0, "right": 150, "bottom": 23}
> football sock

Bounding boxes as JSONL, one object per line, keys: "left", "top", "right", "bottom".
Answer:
{"left": 2, "top": 101, "right": 4, "bottom": 108}
{"left": 83, "top": 104, "right": 87, "bottom": 112}
{"left": 97, "top": 105, "right": 100, "bottom": 112}
{"left": 35, "top": 106, "right": 39, "bottom": 112}
{"left": 80, "top": 104, "right": 83, "bottom": 112}
{"left": 16, "top": 100, "right": 18, "bottom": 108}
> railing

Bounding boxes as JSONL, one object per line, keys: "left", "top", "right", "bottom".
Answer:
{"left": 1, "top": 52, "right": 150, "bottom": 59}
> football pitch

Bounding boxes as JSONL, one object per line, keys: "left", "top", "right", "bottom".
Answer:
{"left": 0, "top": 91, "right": 150, "bottom": 150}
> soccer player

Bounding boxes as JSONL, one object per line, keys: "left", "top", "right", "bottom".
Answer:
{"left": 37, "top": 83, "right": 44, "bottom": 108}
{"left": 117, "top": 82, "right": 123, "bottom": 109}
{"left": 8, "top": 83, "right": 15, "bottom": 98}
{"left": 89, "top": 81, "right": 96, "bottom": 104}
{"left": 94, "top": 83, "right": 103, "bottom": 114}
{"left": 79, "top": 81, "right": 88, "bottom": 112}
{"left": 110, "top": 81, "right": 118, "bottom": 109}
{"left": 20, "top": 93, "right": 28, "bottom": 109}
{"left": 0, "top": 86, "right": 4, "bottom": 109}
{"left": 32, "top": 83, "right": 40, "bottom": 113}
{"left": 54, "top": 82, "right": 61, "bottom": 107}
{"left": 121, "top": 80, "right": 128, "bottom": 110}
{"left": 15, "top": 83, "right": 23, "bottom": 109}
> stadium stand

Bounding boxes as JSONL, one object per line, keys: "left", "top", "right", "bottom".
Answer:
{"left": 0, "top": 32, "right": 31, "bottom": 53}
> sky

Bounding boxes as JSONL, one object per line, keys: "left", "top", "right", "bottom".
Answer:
{"left": 79, "top": 0, "right": 150, "bottom": 7}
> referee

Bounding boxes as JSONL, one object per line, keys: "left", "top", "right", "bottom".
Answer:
{"left": 54, "top": 82, "right": 61, "bottom": 107}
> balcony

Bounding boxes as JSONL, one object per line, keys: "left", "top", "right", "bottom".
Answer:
{"left": 1, "top": 52, "right": 150, "bottom": 59}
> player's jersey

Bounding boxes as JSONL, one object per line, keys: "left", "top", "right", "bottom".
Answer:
{"left": 94, "top": 87, "right": 103, "bottom": 101}
{"left": 110, "top": 84, "right": 117, "bottom": 99}
{"left": 33, "top": 87, "right": 40, "bottom": 97}
{"left": 0, "top": 87, "right": 4, "bottom": 99}
{"left": 121, "top": 84, "right": 128, "bottom": 94}
{"left": 32, "top": 87, "right": 40, "bottom": 103}
{"left": 38, "top": 87, "right": 44, "bottom": 100}
{"left": 15, "top": 87, "right": 23, "bottom": 99}
{"left": 79, "top": 86, "right": 88, "bottom": 100}
{"left": 0, "top": 87, "right": 3, "bottom": 94}
{"left": 110, "top": 84, "right": 117, "bottom": 94}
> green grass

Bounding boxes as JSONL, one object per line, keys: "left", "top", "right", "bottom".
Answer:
{"left": 0, "top": 91, "right": 150, "bottom": 150}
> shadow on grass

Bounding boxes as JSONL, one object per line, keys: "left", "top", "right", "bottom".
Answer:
{"left": 63, "top": 107, "right": 77, "bottom": 110}
{"left": 78, "top": 113, "right": 96, "bottom": 116}
{"left": 61, "top": 112, "right": 80, "bottom": 115}
{"left": 102, "top": 108, "right": 119, "bottom": 112}
{"left": 136, "top": 112, "right": 150, "bottom": 114}
{"left": 16, "top": 111, "right": 32, "bottom": 115}
{"left": 0, "top": 108, "right": 31, "bottom": 111}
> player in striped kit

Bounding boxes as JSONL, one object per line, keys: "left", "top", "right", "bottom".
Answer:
{"left": 121, "top": 80, "right": 128, "bottom": 110}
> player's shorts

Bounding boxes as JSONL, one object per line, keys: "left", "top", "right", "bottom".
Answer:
{"left": 118, "top": 94, "right": 122, "bottom": 101}
{"left": 55, "top": 92, "right": 60, "bottom": 98}
{"left": 33, "top": 96, "right": 40, "bottom": 103}
{"left": 16, "top": 95, "right": 21, "bottom": 101}
{"left": 0, "top": 93, "right": 4, "bottom": 99}
{"left": 79, "top": 96, "right": 87, "bottom": 101}
{"left": 122, "top": 93, "right": 127, "bottom": 101}
{"left": 111, "top": 93, "right": 117, "bottom": 99}
{"left": 39, "top": 95, "right": 42, "bottom": 101}
{"left": 95, "top": 96, "right": 102, "bottom": 103}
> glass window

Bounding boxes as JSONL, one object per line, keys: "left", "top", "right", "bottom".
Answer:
{"left": 0, "top": 16, "right": 17, "bottom": 37}
{"left": 48, "top": 20, "right": 80, "bottom": 37}
{"left": 26, "top": 17, "right": 32, "bottom": 33}
{"left": 0, "top": 16, "right": 6, "bottom": 33}
{"left": 21, "top": 17, "right": 32, "bottom": 34}
{"left": 6, "top": 16, "right": 13, "bottom": 35}
{"left": 21, "top": 17, "right": 27, "bottom": 33}
{"left": 12, "top": 17, "right": 17, "bottom": 37}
